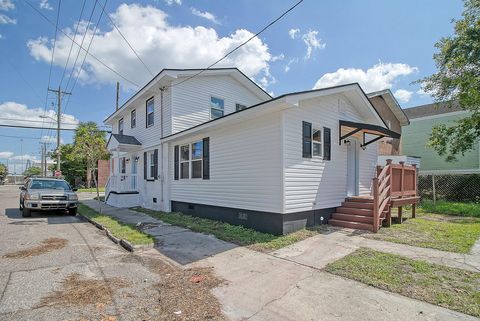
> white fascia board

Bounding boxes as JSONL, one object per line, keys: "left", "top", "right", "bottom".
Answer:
{"left": 161, "top": 98, "right": 290, "bottom": 143}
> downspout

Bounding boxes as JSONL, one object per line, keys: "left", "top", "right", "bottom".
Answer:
{"left": 160, "top": 87, "right": 165, "bottom": 204}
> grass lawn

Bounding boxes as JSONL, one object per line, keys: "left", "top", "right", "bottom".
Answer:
{"left": 325, "top": 248, "right": 480, "bottom": 318}
{"left": 421, "top": 200, "right": 480, "bottom": 217}
{"left": 365, "top": 211, "right": 480, "bottom": 253}
{"left": 132, "top": 207, "right": 327, "bottom": 253}
{"left": 77, "top": 187, "right": 105, "bottom": 193}
{"left": 78, "top": 204, "right": 153, "bottom": 245}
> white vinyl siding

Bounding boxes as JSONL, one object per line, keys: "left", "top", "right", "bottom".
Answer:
{"left": 171, "top": 75, "right": 265, "bottom": 133}
{"left": 169, "top": 112, "right": 283, "bottom": 213}
{"left": 283, "top": 94, "right": 379, "bottom": 213}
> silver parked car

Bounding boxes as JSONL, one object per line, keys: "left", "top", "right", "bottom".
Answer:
{"left": 19, "top": 178, "right": 78, "bottom": 217}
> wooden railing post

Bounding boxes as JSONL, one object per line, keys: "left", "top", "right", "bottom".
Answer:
{"left": 399, "top": 161, "right": 405, "bottom": 197}
{"left": 372, "top": 177, "right": 379, "bottom": 233}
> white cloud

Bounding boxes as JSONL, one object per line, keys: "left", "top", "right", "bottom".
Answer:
{"left": 284, "top": 57, "right": 298, "bottom": 73}
{"left": 191, "top": 7, "right": 220, "bottom": 24}
{"left": 302, "top": 30, "right": 325, "bottom": 59}
{"left": 0, "top": 0, "right": 14, "bottom": 11}
{"left": 313, "top": 62, "right": 419, "bottom": 92}
{"left": 0, "top": 101, "right": 80, "bottom": 129}
{"left": 271, "top": 53, "right": 284, "bottom": 62}
{"left": 0, "top": 151, "right": 13, "bottom": 159}
{"left": 0, "top": 14, "right": 16, "bottom": 24}
{"left": 39, "top": 0, "right": 53, "bottom": 10}
{"left": 27, "top": 4, "right": 274, "bottom": 89}
{"left": 40, "top": 135, "right": 61, "bottom": 144}
{"left": 164, "top": 0, "right": 181, "bottom": 5}
{"left": 0, "top": 34, "right": 3, "bottom": 39}
{"left": 393, "top": 89, "right": 413, "bottom": 103}
{"left": 288, "top": 28, "right": 300, "bottom": 39}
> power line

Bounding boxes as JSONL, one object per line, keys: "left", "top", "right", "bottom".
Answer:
{"left": 58, "top": 0, "right": 87, "bottom": 89}
{"left": 0, "top": 117, "right": 79, "bottom": 125}
{"left": 40, "top": 0, "right": 62, "bottom": 140}
{"left": 168, "top": 0, "right": 304, "bottom": 89}
{"left": 62, "top": 0, "right": 107, "bottom": 117}
{"left": 22, "top": 0, "right": 140, "bottom": 88}
{"left": 98, "top": 0, "right": 154, "bottom": 77}
{"left": 0, "top": 134, "right": 40, "bottom": 140}
{"left": 0, "top": 123, "right": 111, "bottom": 132}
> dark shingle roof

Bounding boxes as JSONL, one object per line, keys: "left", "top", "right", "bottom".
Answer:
{"left": 403, "top": 101, "right": 463, "bottom": 119}
{"left": 111, "top": 134, "right": 141, "bottom": 145}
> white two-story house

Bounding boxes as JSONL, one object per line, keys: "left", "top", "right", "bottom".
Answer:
{"left": 105, "top": 68, "right": 403, "bottom": 235}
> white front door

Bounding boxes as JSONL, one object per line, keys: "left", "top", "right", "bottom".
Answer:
{"left": 346, "top": 138, "right": 359, "bottom": 196}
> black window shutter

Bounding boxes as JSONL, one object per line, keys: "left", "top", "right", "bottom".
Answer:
{"left": 143, "top": 151, "right": 147, "bottom": 180}
{"left": 153, "top": 149, "right": 158, "bottom": 180}
{"left": 323, "top": 127, "right": 331, "bottom": 161}
{"left": 203, "top": 137, "right": 210, "bottom": 180}
{"left": 302, "top": 121, "right": 312, "bottom": 158}
{"left": 174, "top": 145, "right": 179, "bottom": 180}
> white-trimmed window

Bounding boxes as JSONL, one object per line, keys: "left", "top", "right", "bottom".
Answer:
{"left": 312, "top": 127, "right": 323, "bottom": 157}
{"left": 235, "top": 103, "right": 247, "bottom": 111}
{"left": 210, "top": 96, "right": 224, "bottom": 119}
{"left": 118, "top": 118, "right": 124, "bottom": 135}
{"left": 146, "top": 97, "right": 154, "bottom": 127}
{"left": 146, "top": 151, "right": 156, "bottom": 179}
{"left": 180, "top": 145, "right": 190, "bottom": 179}
{"left": 131, "top": 109, "right": 136, "bottom": 128}
{"left": 191, "top": 141, "right": 203, "bottom": 178}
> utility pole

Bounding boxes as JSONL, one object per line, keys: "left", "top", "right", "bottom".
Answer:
{"left": 48, "top": 86, "right": 71, "bottom": 175}
{"left": 40, "top": 142, "right": 48, "bottom": 176}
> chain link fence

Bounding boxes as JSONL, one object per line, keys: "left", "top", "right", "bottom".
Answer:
{"left": 418, "top": 172, "right": 480, "bottom": 203}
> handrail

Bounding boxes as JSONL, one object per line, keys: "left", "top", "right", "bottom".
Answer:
{"left": 372, "top": 159, "right": 418, "bottom": 232}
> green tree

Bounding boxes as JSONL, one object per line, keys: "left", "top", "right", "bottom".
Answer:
{"left": 73, "top": 122, "right": 109, "bottom": 189}
{"left": 52, "top": 144, "right": 87, "bottom": 186}
{"left": 23, "top": 166, "right": 42, "bottom": 177}
{"left": 417, "top": 0, "right": 480, "bottom": 161}
{"left": 0, "top": 163, "right": 7, "bottom": 182}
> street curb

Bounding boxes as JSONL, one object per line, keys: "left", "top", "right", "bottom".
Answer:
{"left": 77, "top": 212, "right": 152, "bottom": 252}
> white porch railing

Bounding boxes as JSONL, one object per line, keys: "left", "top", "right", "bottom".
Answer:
{"left": 107, "top": 174, "right": 137, "bottom": 193}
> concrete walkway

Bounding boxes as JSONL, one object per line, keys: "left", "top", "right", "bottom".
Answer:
{"left": 80, "top": 200, "right": 236, "bottom": 265}
{"left": 79, "top": 200, "right": 479, "bottom": 321}
{"left": 271, "top": 228, "right": 480, "bottom": 272}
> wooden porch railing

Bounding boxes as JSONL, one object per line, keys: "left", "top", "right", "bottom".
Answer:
{"left": 372, "top": 159, "right": 418, "bottom": 232}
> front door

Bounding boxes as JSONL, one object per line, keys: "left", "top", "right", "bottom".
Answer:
{"left": 346, "top": 138, "right": 359, "bottom": 196}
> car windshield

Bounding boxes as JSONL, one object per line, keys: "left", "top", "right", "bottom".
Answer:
{"left": 29, "top": 180, "right": 71, "bottom": 190}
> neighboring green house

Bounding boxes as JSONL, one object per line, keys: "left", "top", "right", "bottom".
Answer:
{"left": 402, "top": 102, "right": 480, "bottom": 172}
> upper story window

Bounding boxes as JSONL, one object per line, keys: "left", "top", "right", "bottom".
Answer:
{"left": 146, "top": 97, "right": 154, "bottom": 127}
{"left": 236, "top": 103, "right": 247, "bottom": 111}
{"left": 131, "top": 109, "right": 136, "bottom": 128}
{"left": 312, "top": 127, "right": 323, "bottom": 157}
{"left": 118, "top": 118, "right": 124, "bottom": 135}
{"left": 210, "top": 96, "right": 224, "bottom": 119}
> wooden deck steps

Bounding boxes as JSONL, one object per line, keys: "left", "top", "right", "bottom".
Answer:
{"left": 330, "top": 196, "right": 387, "bottom": 232}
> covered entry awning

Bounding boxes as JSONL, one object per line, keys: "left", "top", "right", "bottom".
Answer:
{"left": 339, "top": 120, "right": 401, "bottom": 148}
{"left": 107, "top": 134, "right": 142, "bottom": 152}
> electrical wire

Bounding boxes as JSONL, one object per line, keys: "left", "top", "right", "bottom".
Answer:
{"left": 167, "top": 0, "right": 304, "bottom": 89}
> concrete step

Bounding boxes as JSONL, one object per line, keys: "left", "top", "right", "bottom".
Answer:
{"left": 345, "top": 197, "right": 374, "bottom": 203}
{"left": 341, "top": 201, "right": 374, "bottom": 209}
{"left": 329, "top": 219, "right": 374, "bottom": 232}
{"left": 332, "top": 213, "right": 373, "bottom": 224}
{"left": 336, "top": 207, "right": 374, "bottom": 216}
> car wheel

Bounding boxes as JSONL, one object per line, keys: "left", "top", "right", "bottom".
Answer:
{"left": 22, "top": 208, "right": 31, "bottom": 217}
{"left": 68, "top": 208, "right": 77, "bottom": 216}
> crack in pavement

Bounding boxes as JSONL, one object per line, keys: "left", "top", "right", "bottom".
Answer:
{"left": 244, "top": 273, "right": 315, "bottom": 320}
{"left": 0, "top": 272, "right": 11, "bottom": 304}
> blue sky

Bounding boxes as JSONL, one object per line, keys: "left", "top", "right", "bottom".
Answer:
{"left": 0, "top": 0, "right": 464, "bottom": 173}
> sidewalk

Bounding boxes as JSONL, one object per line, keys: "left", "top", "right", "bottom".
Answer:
{"left": 271, "top": 229, "right": 480, "bottom": 272}
{"left": 80, "top": 200, "right": 477, "bottom": 321}
{"left": 80, "top": 200, "right": 236, "bottom": 265}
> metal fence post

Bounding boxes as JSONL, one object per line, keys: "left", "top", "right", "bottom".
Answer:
{"left": 432, "top": 174, "right": 436, "bottom": 205}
